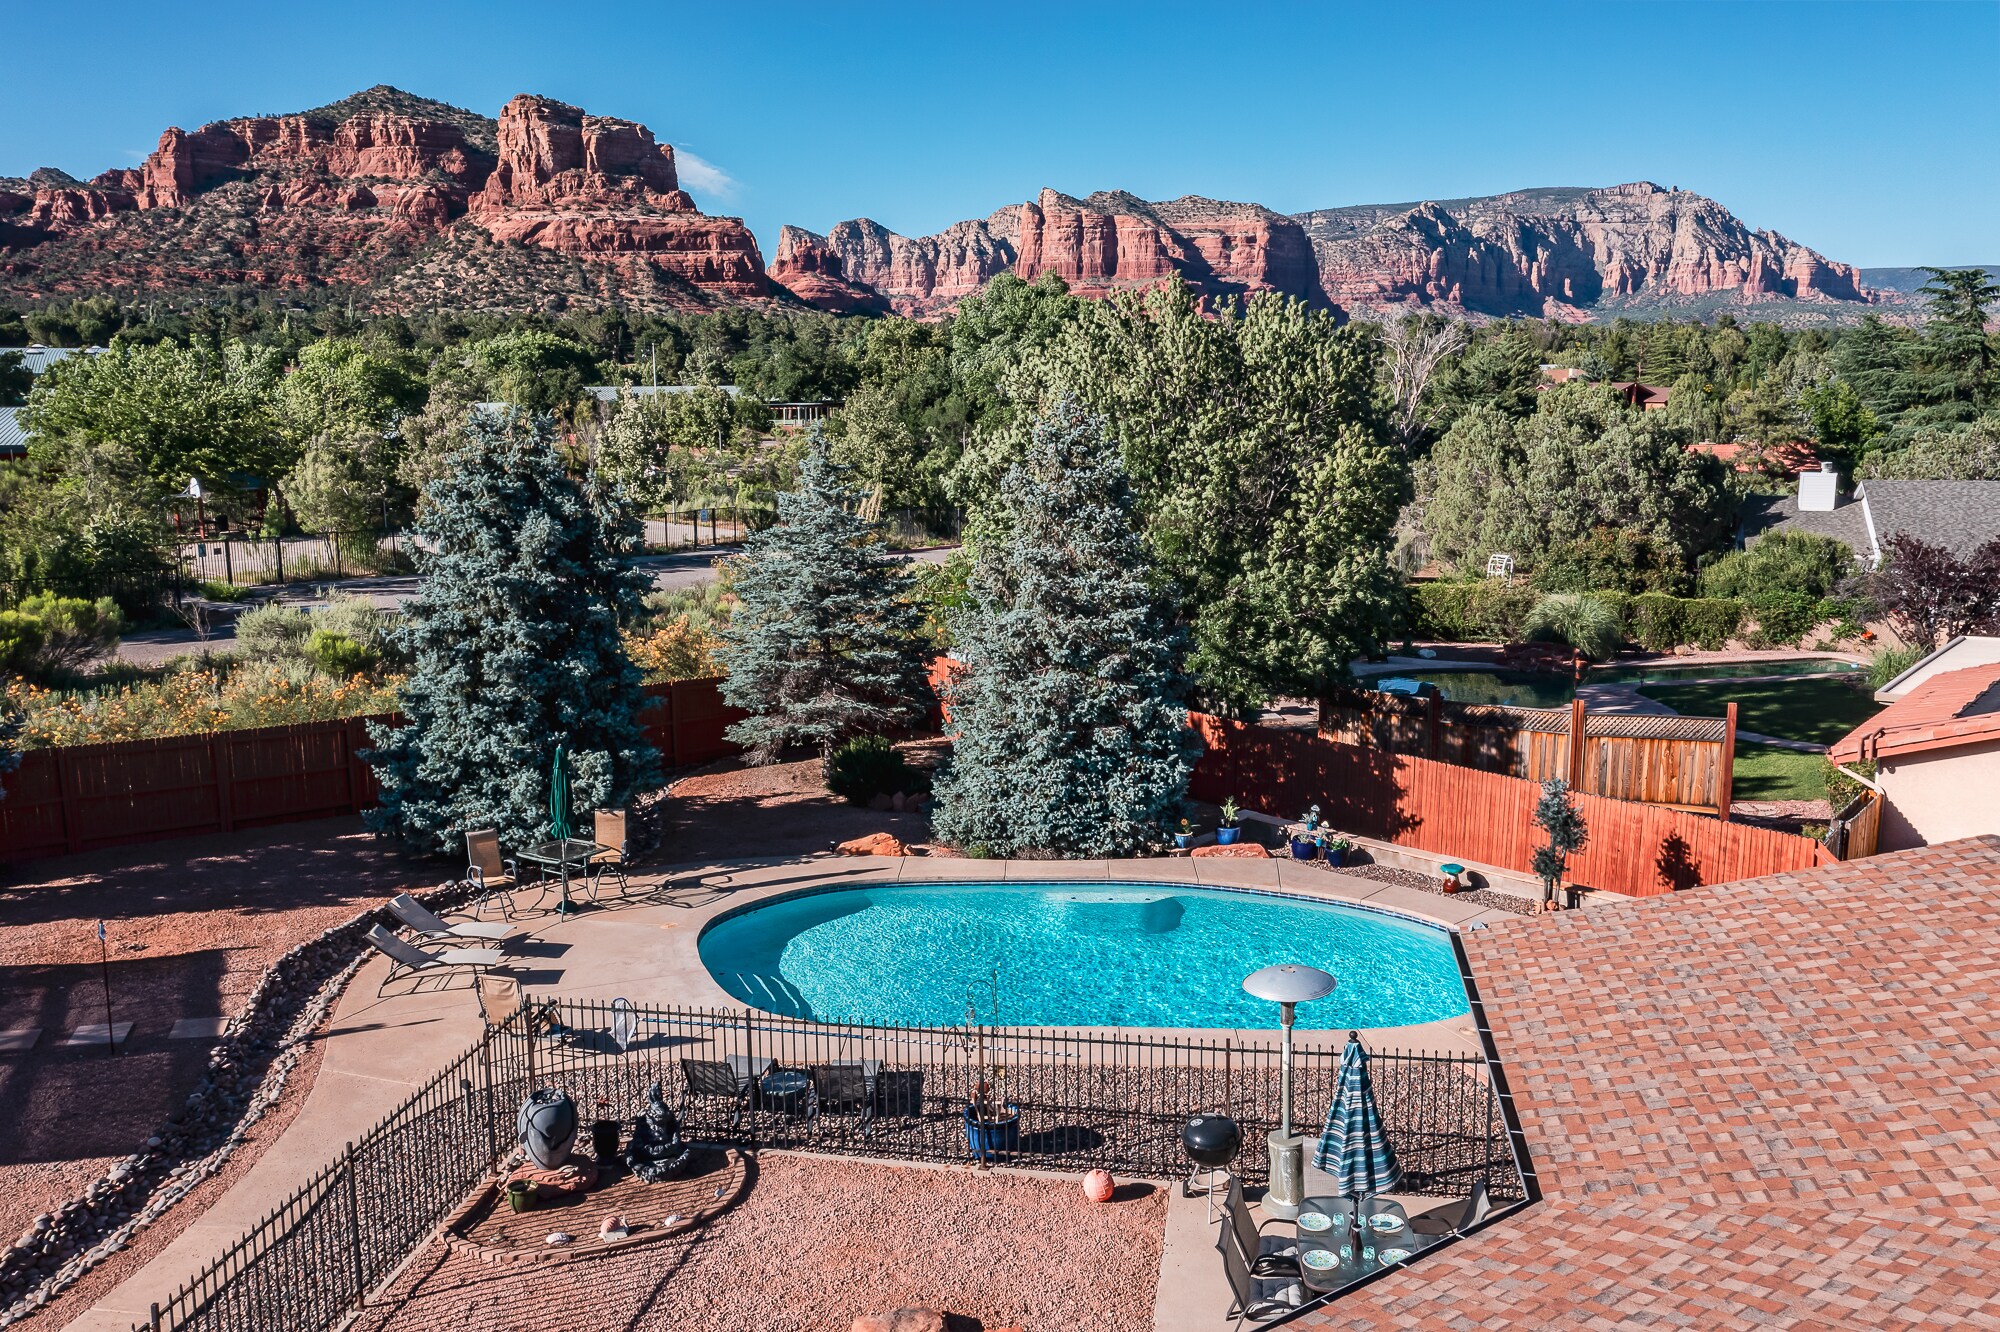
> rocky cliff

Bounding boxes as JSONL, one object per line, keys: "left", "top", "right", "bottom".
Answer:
{"left": 0, "top": 86, "right": 765, "bottom": 311}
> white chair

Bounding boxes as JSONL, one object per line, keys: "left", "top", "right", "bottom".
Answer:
{"left": 389, "top": 893, "right": 512, "bottom": 943}
{"left": 366, "top": 925, "right": 503, "bottom": 996}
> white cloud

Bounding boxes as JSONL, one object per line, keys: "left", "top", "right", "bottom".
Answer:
{"left": 674, "top": 148, "right": 738, "bottom": 201}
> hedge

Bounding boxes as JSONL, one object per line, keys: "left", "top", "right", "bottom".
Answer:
{"left": 1625, "top": 594, "right": 1744, "bottom": 652}
{"left": 1412, "top": 581, "right": 1743, "bottom": 652}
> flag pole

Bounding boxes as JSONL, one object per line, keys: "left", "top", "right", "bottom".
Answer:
{"left": 97, "top": 920, "right": 116, "bottom": 1056}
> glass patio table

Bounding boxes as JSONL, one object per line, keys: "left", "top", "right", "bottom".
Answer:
{"left": 1295, "top": 1196, "right": 1440, "bottom": 1293}
{"left": 518, "top": 838, "right": 610, "bottom": 918}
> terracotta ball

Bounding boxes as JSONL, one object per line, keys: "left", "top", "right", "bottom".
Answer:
{"left": 1082, "top": 1169, "right": 1115, "bottom": 1203}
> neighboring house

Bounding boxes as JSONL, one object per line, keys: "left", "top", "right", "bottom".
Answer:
{"left": 1745, "top": 467, "right": 2000, "bottom": 568}
{"left": 1830, "top": 663, "right": 2000, "bottom": 851}
{"left": 1692, "top": 438, "right": 1819, "bottom": 476}
{"left": 1539, "top": 364, "right": 1591, "bottom": 384}
{"left": 583, "top": 384, "right": 742, "bottom": 405}
{"left": 1607, "top": 381, "right": 1671, "bottom": 411}
{"left": 15, "top": 344, "right": 108, "bottom": 376}
{"left": 1875, "top": 635, "right": 2000, "bottom": 703}
{"left": 0, "top": 405, "right": 25, "bottom": 460}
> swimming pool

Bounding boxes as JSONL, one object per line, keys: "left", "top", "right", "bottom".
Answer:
{"left": 697, "top": 882, "right": 1469, "bottom": 1030}
{"left": 1378, "top": 657, "right": 1861, "bottom": 708}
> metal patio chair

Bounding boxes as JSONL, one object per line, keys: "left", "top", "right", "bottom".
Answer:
{"left": 389, "top": 893, "right": 512, "bottom": 944}
{"left": 1216, "top": 1209, "right": 1308, "bottom": 1329}
{"left": 366, "top": 925, "right": 503, "bottom": 996}
{"left": 464, "top": 830, "right": 519, "bottom": 919}
{"left": 1225, "top": 1174, "right": 1303, "bottom": 1276}
{"left": 808, "top": 1062, "right": 877, "bottom": 1139}
{"left": 588, "top": 810, "right": 630, "bottom": 898}
{"left": 679, "top": 1057, "right": 754, "bottom": 1131}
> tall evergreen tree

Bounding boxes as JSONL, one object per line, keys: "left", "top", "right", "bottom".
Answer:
{"left": 1529, "top": 777, "right": 1589, "bottom": 910}
{"left": 366, "top": 412, "right": 657, "bottom": 852}
{"left": 931, "top": 396, "right": 1198, "bottom": 857}
{"left": 1917, "top": 266, "right": 2000, "bottom": 411}
{"left": 716, "top": 428, "right": 931, "bottom": 764}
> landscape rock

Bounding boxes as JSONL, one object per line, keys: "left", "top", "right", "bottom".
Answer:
{"left": 850, "top": 1310, "right": 946, "bottom": 1332}
{"left": 836, "top": 833, "right": 907, "bottom": 857}
{"left": 1191, "top": 842, "right": 1271, "bottom": 858}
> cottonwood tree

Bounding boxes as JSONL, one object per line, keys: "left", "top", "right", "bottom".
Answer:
{"left": 1380, "top": 315, "right": 1468, "bottom": 452}
{"left": 365, "top": 414, "right": 657, "bottom": 852}
{"left": 930, "top": 397, "right": 1198, "bottom": 857}
{"left": 716, "top": 429, "right": 931, "bottom": 764}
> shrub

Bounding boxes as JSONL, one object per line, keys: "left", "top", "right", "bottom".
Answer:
{"left": 624, "top": 616, "right": 722, "bottom": 683}
{"left": 1745, "top": 589, "right": 1823, "bottom": 647}
{"left": 197, "top": 580, "right": 252, "bottom": 602}
{"left": 1866, "top": 645, "right": 1924, "bottom": 689}
{"left": 1626, "top": 593, "right": 1742, "bottom": 652}
{"left": 1409, "top": 580, "right": 1538, "bottom": 642}
{"left": 825, "top": 734, "right": 926, "bottom": 805}
{"left": 1523, "top": 594, "right": 1623, "bottom": 661}
{"left": 1701, "top": 531, "right": 1854, "bottom": 602}
{"left": 14, "top": 594, "right": 121, "bottom": 676}
{"left": 233, "top": 603, "right": 312, "bottom": 662}
{"left": 1532, "top": 528, "right": 1686, "bottom": 595}
{"left": 1681, "top": 598, "right": 1745, "bottom": 650}
{"left": 1822, "top": 757, "right": 1877, "bottom": 815}
{"left": 4, "top": 661, "right": 399, "bottom": 748}
{"left": 306, "top": 629, "right": 378, "bottom": 678}
{"left": 0, "top": 611, "right": 44, "bottom": 675}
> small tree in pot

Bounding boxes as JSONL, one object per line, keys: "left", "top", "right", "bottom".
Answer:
{"left": 1530, "top": 777, "right": 1589, "bottom": 912}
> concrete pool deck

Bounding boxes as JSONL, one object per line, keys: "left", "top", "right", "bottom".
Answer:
{"left": 67, "top": 853, "right": 1526, "bottom": 1331}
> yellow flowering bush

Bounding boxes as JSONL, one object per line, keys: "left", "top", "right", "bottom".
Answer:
{"left": 4, "top": 663, "right": 400, "bottom": 749}
{"left": 623, "top": 615, "right": 722, "bottom": 684}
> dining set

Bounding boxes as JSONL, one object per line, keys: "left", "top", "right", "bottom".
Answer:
{"left": 463, "top": 809, "right": 632, "bottom": 920}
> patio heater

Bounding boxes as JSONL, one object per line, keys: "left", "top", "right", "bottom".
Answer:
{"left": 1242, "top": 963, "right": 1337, "bottom": 1220}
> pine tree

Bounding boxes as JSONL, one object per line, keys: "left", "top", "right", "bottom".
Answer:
{"left": 716, "top": 428, "right": 931, "bottom": 764}
{"left": 1529, "top": 777, "right": 1589, "bottom": 910}
{"left": 365, "top": 413, "right": 658, "bottom": 853}
{"left": 930, "top": 396, "right": 1199, "bottom": 857}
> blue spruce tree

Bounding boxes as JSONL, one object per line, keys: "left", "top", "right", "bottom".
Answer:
{"left": 931, "top": 396, "right": 1198, "bottom": 856}
{"left": 366, "top": 413, "right": 658, "bottom": 852}
{"left": 718, "top": 428, "right": 932, "bottom": 763}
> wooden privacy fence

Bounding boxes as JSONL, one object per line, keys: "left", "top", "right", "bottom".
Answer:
{"left": 0, "top": 679, "right": 745, "bottom": 865}
{"left": 1320, "top": 686, "right": 1737, "bottom": 817}
{"left": 1191, "top": 714, "right": 1832, "bottom": 897}
{"left": 1824, "top": 789, "right": 1882, "bottom": 861}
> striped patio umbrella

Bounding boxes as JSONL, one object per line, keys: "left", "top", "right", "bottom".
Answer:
{"left": 548, "top": 743, "right": 572, "bottom": 842}
{"left": 1311, "top": 1032, "right": 1403, "bottom": 1198}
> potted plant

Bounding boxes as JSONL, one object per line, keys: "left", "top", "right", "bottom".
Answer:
{"left": 1301, "top": 804, "right": 1321, "bottom": 832}
{"left": 1289, "top": 827, "right": 1319, "bottom": 860}
{"left": 505, "top": 1179, "right": 535, "bottom": 1213}
{"left": 1324, "top": 835, "right": 1353, "bottom": 867}
{"left": 962, "top": 982, "right": 1019, "bottom": 1163}
{"left": 1216, "top": 798, "right": 1241, "bottom": 846}
{"left": 1174, "top": 818, "right": 1195, "bottom": 850}
{"left": 1530, "top": 777, "right": 1588, "bottom": 913}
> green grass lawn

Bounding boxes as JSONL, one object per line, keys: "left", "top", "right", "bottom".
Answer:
{"left": 1730, "top": 743, "right": 1828, "bottom": 802}
{"left": 1636, "top": 676, "right": 1882, "bottom": 746}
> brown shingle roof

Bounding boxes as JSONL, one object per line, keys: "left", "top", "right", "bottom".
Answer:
{"left": 1298, "top": 837, "right": 2000, "bottom": 1329}
{"left": 1829, "top": 662, "right": 2000, "bottom": 762}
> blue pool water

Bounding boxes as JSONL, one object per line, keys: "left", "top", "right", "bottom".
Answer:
{"left": 697, "top": 882, "right": 1469, "bottom": 1030}
{"left": 1379, "top": 657, "right": 1862, "bottom": 708}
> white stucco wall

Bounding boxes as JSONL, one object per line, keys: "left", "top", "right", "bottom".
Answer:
{"left": 1877, "top": 738, "right": 2000, "bottom": 851}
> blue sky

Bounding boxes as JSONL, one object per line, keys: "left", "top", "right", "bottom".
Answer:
{"left": 4, "top": 0, "right": 1993, "bottom": 267}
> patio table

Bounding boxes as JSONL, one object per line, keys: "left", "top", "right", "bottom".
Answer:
{"left": 518, "top": 838, "right": 611, "bottom": 918}
{"left": 1295, "top": 1196, "right": 1438, "bottom": 1293}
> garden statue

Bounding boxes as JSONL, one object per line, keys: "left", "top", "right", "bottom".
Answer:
{"left": 518, "top": 1088, "right": 579, "bottom": 1171}
{"left": 625, "top": 1080, "right": 693, "bottom": 1182}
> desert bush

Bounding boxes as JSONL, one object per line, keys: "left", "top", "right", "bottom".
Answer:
{"left": 1865, "top": 645, "right": 1925, "bottom": 689}
{"left": 1408, "top": 580, "right": 1538, "bottom": 642}
{"left": 1523, "top": 593, "right": 1623, "bottom": 661}
{"left": 306, "top": 629, "right": 377, "bottom": 678}
{"left": 623, "top": 616, "right": 722, "bottom": 683}
{"left": 825, "top": 734, "right": 928, "bottom": 806}
{"left": 233, "top": 603, "right": 312, "bottom": 661}
{"left": 4, "top": 661, "right": 398, "bottom": 748}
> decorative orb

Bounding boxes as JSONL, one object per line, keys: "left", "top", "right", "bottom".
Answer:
{"left": 1082, "top": 1169, "right": 1115, "bottom": 1203}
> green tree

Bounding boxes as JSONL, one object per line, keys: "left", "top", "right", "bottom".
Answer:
{"left": 716, "top": 429, "right": 932, "bottom": 764}
{"left": 1798, "top": 378, "right": 1880, "bottom": 462}
{"left": 1833, "top": 316, "right": 1920, "bottom": 423}
{"left": 466, "top": 331, "right": 599, "bottom": 417}
{"left": 1916, "top": 266, "right": 1999, "bottom": 411}
{"left": 364, "top": 416, "right": 658, "bottom": 852}
{"left": 1860, "top": 413, "right": 2000, "bottom": 480}
{"left": 931, "top": 397, "right": 1197, "bottom": 857}
{"left": 594, "top": 387, "right": 735, "bottom": 513}
{"left": 1530, "top": 777, "right": 1589, "bottom": 909}
{"left": 0, "top": 351, "right": 29, "bottom": 407}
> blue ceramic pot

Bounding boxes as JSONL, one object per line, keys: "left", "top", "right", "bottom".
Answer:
{"left": 1289, "top": 837, "right": 1318, "bottom": 860}
{"left": 1217, "top": 827, "right": 1240, "bottom": 846}
{"left": 964, "top": 1104, "right": 1020, "bottom": 1161}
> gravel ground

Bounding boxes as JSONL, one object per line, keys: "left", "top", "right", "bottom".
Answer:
{"left": 355, "top": 1154, "right": 1165, "bottom": 1332}
{"left": 0, "top": 818, "right": 425, "bottom": 1307}
{"left": 1323, "top": 862, "right": 1539, "bottom": 916}
{"left": 662, "top": 742, "right": 945, "bottom": 863}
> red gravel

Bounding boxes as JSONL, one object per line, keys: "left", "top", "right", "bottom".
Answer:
{"left": 356, "top": 1154, "right": 1165, "bottom": 1332}
{"left": 661, "top": 743, "right": 944, "bottom": 863}
{"left": 0, "top": 818, "right": 427, "bottom": 1300}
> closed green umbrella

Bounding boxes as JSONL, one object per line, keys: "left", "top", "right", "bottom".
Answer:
{"left": 548, "top": 743, "right": 572, "bottom": 842}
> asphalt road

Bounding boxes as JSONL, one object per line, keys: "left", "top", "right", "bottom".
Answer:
{"left": 114, "top": 545, "right": 955, "bottom": 667}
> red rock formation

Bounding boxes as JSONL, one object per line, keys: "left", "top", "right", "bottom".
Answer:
{"left": 768, "top": 225, "right": 891, "bottom": 314}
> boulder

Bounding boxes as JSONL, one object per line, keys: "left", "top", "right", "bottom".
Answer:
{"left": 837, "top": 833, "right": 907, "bottom": 858}
{"left": 851, "top": 1311, "right": 945, "bottom": 1332}
{"left": 1191, "top": 843, "right": 1270, "bottom": 859}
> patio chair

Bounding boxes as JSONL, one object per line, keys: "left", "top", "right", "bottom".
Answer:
{"left": 679, "top": 1057, "right": 753, "bottom": 1131}
{"left": 464, "top": 830, "right": 519, "bottom": 919}
{"left": 1409, "top": 1177, "right": 1491, "bottom": 1237}
{"left": 588, "top": 810, "right": 630, "bottom": 898}
{"left": 808, "top": 1063, "right": 876, "bottom": 1139}
{"left": 1215, "top": 1214, "right": 1307, "bottom": 1329}
{"left": 476, "top": 974, "right": 525, "bottom": 1028}
{"left": 390, "top": 893, "right": 512, "bottom": 944}
{"left": 366, "top": 925, "right": 503, "bottom": 996}
{"left": 1224, "top": 1174, "right": 1301, "bottom": 1276}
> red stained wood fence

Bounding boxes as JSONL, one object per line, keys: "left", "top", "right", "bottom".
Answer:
{"left": 1189, "top": 713, "right": 1832, "bottom": 897}
{"left": 0, "top": 679, "right": 744, "bottom": 865}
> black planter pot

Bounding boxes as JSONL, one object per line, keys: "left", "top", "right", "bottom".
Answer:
{"left": 591, "top": 1118, "right": 621, "bottom": 1162}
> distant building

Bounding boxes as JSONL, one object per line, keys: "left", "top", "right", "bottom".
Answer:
{"left": 1874, "top": 636, "right": 2000, "bottom": 704}
{"left": 0, "top": 405, "right": 25, "bottom": 461}
{"left": 1692, "top": 439, "right": 1820, "bottom": 476}
{"left": 583, "top": 384, "right": 741, "bottom": 404}
{"left": 1606, "top": 381, "right": 1672, "bottom": 411}
{"left": 1539, "top": 365, "right": 1591, "bottom": 384}
{"left": 1743, "top": 467, "right": 2000, "bottom": 568}
{"left": 11, "top": 345, "right": 108, "bottom": 377}
{"left": 1830, "top": 662, "right": 2000, "bottom": 851}
{"left": 769, "top": 401, "right": 838, "bottom": 427}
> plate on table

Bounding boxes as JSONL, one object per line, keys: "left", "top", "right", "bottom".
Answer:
{"left": 1300, "top": 1248, "right": 1341, "bottom": 1272}
{"left": 1297, "top": 1211, "right": 1334, "bottom": 1233}
{"left": 1377, "top": 1246, "right": 1413, "bottom": 1264}
{"left": 1366, "top": 1213, "right": 1405, "bottom": 1234}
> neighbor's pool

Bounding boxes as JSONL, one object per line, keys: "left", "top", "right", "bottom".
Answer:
{"left": 697, "top": 883, "right": 1469, "bottom": 1030}
{"left": 1379, "top": 657, "right": 1861, "bottom": 708}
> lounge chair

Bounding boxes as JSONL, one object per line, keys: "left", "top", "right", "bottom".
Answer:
{"left": 366, "top": 925, "right": 503, "bottom": 996}
{"left": 1215, "top": 1212, "right": 1307, "bottom": 1328}
{"left": 808, "top": 1063, "right": 876, "bottom": 1139}
{"left": 390, "top": 893, "right": 512, "bottom": 943}
{"left": 1409, "top": 1177, "right": 1492, "bottom": 1237}
{"left": 464, "top": 830, "right": 519, "bottom": 919}
{"left": 588, "top": 810, "right": 630, "bottom": 898}
{"left": 1224, "top": 1174, "right": 1302, "bottom": 1276}
{"left": 679, "top": 1057, "right": 753, "bottom": 1131}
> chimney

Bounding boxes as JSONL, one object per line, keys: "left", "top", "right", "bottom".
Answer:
{"left": 1798, "top": 461, "right": 1839, "bottom": 513}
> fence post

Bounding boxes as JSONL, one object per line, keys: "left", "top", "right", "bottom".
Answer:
{"left": 1566, "top": 696, "right": 1587, "bottom": 791}
{"left": 150, "top": 1302, "right": 162, "bottom": 1332}
{"left": 342, "top": 1141, "right": 366, "bottom": 1307}
{"left": 1717, "top": 702, "right": 1737, "bottom": 823}
{"left": 481, "top": 1027, "right": 498, "bottom": 1165}
{"left": 55, "top": 745, "right": 81, "bottom": 856}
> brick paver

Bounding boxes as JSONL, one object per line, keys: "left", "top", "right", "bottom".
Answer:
{"left": 1301, "top": 834, "right": 2000, "bottom": 1329}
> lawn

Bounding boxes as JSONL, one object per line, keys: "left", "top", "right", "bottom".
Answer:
{"left": 1731, "top": 743, "right": 1828, "bottom": 802}
{"left": 1636, "top": 676, "right": 1882, "bottom": 746}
